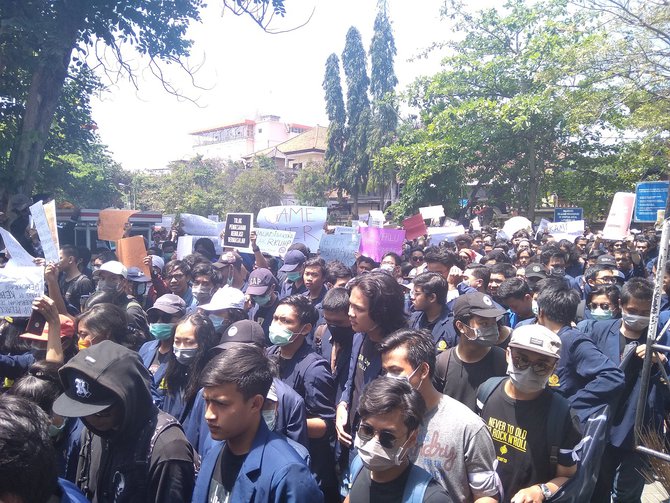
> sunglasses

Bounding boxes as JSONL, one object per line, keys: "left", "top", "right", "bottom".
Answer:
{"left": 410, "top": 256, "right": 424, "bottom": 262}
{"left": 589, "top": 302, "right": 611, "bottom": 311}
{"left": 510, "top": 351, "right": 554, "bottom": 376}
{"left": 357, "top": 422, "right": 398, "bottom": 449}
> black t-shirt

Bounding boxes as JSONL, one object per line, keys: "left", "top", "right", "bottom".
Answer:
{"left": 149, "top": 350, "right": 170, "bottom": 376}
{"left": 350, "top": 336, "right": 379, "bottom": 430}
{"left": 58, "top": 273, "right": 94, "bottom": 313}
{"left": 481, "top": 383, "right": 580, "bottom": 502}
{"left": 442, "top": 346, "right": 507, "bottom": 411}
{"left": 348, "top": 464, "right": 451, "bottom": 503}
{"left": 208, "top": 445, "right": 248, "bottom": 501}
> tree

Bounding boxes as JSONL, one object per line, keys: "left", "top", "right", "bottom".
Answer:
{"left": 342, "top": 26, "right": 371, "bottom": 217}
{"left": 323, "top": 54, "right": 347, "bottom": 198}
{"left": 293, "top": 162, "right": 329, "bottom": 206}
{"left": 368, "top": 1, "right": 398, "bottom": 207}
{"left": 230, "top": 167, "right": 283, "bottom": 215}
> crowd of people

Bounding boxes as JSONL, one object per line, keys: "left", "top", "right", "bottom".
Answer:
{"left": 1, "top": 216, "right": 669, "bottom": 503}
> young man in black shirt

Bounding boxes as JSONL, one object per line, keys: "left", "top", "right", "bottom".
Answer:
{"left": 347, "top": 376, "right": 450, "bottom": 502}
{"left": 57, "top": 244, "right": 94, "bottom": 314}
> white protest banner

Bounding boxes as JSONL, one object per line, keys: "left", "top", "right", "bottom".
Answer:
{"left": 546, "top": 220, "right": 585, "bottom": 241}
{"left": 319, "top": 233, "right": 362, "bottom": 266}
{"left": 602, "top": 192, "right": 636, "bottom": 241}
{"left": 30, "top": 200, "right": 59, "bottom": 263}
{"left": 176, "top": 236, "right": 193, "bottom": 260}
{"left": 427, "top": 225, "right": 466, "bottom": 244}
{"left": 419, "top": 205, "right": 445, "bottom": 220}
{"left": 368, "top": 210, "right": 385, "bottom": 228}
{"left": 254, "top": 228, "right": 295, "bottom": 258}
{"left": 471, "top": 217, "right": 481, "bottom": 231}
{"left": 179, "top": 213, "right": 225, "bottom": 236}
{"left": 334, "top": 226, "right": 356, "bottom": 235}
{"left": 535, "top": 218, "right": 550, "bottom": 240}
{"left": 0, "top": 266, "right": 44, "bottom": 317}
{"left": 499, "top": 216, "right": 533, "bottom": 241}
{"left": 0, "top": 228, "right": 35, "bottom": 266}
{"left": 256, "top": 206, "right": 327, "bottom": 253}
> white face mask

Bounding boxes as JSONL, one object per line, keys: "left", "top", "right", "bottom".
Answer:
{"left": 262, "top": 409, "right": 276, "bottom": 431}
{"left": 531, "top": 299, "right": 539, "bottom": 317}
{"left": 354, "top": 433, "right": 410, "bottom": 472}
{"left": 622, "top": 312, "right": 650, "bottom": 331}
{"left": 506, "top": 359, "right": 550, "bottom": 393}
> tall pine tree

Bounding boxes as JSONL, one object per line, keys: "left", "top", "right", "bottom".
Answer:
{"left": 323, "top": 54, "right": 347, "bottom": 199}
{"left": 342, "top": 26, "right": 371, "bottom": 217}
{"left": 369, "top": 1, "right": 398, "bottom": 206}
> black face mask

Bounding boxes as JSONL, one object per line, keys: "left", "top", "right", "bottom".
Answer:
{"left": 328, "top": 325, "right": 355, "bottom": 342}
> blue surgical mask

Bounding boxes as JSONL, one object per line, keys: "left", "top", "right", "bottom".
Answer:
{"left": 150, "top": 323, "right": 175, "bottom": 341}
{"left": 262, "top": 409, "right": 277, "bottom": 431}
{"left": 209, "top": 314, "right": 228, "bottom": 330}
{"left": 269, "top": 323, "right": 299, "bottom": 346}
{"left": 591, "top": 307, "right": 614, "bottom": 321}
{"left": 286, "top": 271, "right": 302, "bottom": 282}
{"left": 253, "top": 293, "right": 272, "bottom": 307}
{"left": 49, "top": 421, "right": 66, "bottom": 439}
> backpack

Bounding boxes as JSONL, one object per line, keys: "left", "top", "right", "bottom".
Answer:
{"left": 476, "top": 376, "right": 571, "bottom": 477}
{"left": 432, "top": 347, "right": 453, "bottom": 392}
{"left": 348, "top": 455, "right": 432, "bottom": 503}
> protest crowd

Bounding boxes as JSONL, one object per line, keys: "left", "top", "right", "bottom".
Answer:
{"left": 1, "top": 196, "right": 670, "bottom": 503}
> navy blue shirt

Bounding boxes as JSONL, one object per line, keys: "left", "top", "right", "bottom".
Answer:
{"left": 408, "top": 305, "right": 457, "bottom": 352}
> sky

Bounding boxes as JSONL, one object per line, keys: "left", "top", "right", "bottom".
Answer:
{"left": 90, "top": 0, "right": 491, "bottom": 172}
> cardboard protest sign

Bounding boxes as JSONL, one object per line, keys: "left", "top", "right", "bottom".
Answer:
{"left": 427, "top": 225, "right": 466, "bottom": 244}
{"left": 116, "top": 236, "right": 151, "bottom": 277}
{"left": 178, "top": 213, "right": 225, "bottom": 236}
{"left": 319, "top": 233, "right": 362, "bottom": 266}
{"left": 359, "top": 227, "right": 405, "bottom": 262}
{"left": 256, "top": 206, "right": 327, "bottom": 253}
{"left": 499, "top": 216, "right": 532, "bottom": 241}
{"left": 368, "top": 210, "right": 385, "bottom": 228}
{"left": 254, "top": 228, "right": 295, "bottom": 258}
{"left": 403, "top": 214, "right": 428, "bottom": 240}
{"left": 176, "top": 235, "right": 223, "bottom": 260}
{"left": 546, "top": 220, "right": 584, "bottom": 242}
{"left": 0, "top": 228, "right": 35, "bottom": 266}
{"left": 0, "top": 266, "right": 44, "bottom": 317}
{"left": 29, "top": 200, "right": 59, "bottom": 263}
{"left": 222, "top": 213, "right": 253, "bottom": 249}
{"left": 98, "top": 209, "right": 138, "bottom": 241}
{"left": 419, "top": 205, "right": 445, "bottom": 221}
{"left": 602, "top": 192, "right": 636, "bottom": 240}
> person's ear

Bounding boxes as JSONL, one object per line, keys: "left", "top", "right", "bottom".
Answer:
{"left": 250, "top": 394, "right": 265, "bottom": 413}
{"left": 301, "top": 323, "right": 313, "bottom": 336}
{"left": 455, "top": 320, "right": 466, "bottom": 334}
{"left": 428, "top": 293, "right": 437, "bottom": 304}
{"left": 419, "top": 362, "right": 430, "bottom": 382}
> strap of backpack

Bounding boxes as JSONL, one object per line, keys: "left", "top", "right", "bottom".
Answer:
{"left": 433, "top": 347, "right": 453, "bottom": 392}
{"left": 314, "top": 324, "right": 327, "bottom": 355}
{"left": 402, "top": 464, "right": 433, "bottom": 503}
{"left": 476, "top": 376, "right": 506, "bottom": 413}
{"left": 346, "top": 454, "right": 365, "bottom": 494}
{"left": 546, "top": 393, "right": 571, "bottom": 477}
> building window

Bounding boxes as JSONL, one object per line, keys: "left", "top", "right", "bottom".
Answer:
{"left": 258, "top": 128, "right": 263, "bottom": 133}
{"left": 292, "top": 163, "right": 303, "bottom": 170}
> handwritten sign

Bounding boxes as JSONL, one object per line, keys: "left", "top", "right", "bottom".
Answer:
{"left": 0, "top": 228, "right": 35, "bottom": 266}
{"left": 403, "top": 214, "right": 428, "bottom": 240}
{"left": 427, "top": 225, "right": 466, "bottom": 244}
{"left": 178, "top": 213, "right": 225, "bottom": 236}
{"left": 546, "top": 220, "right": 584, "bottom": 241}
{"left": 223, "top": 213, "right": 253, "bottom": 248}
{"left": 256, "top": 206, "right": 327, "bottom": 253}
{"left": 359, "top": 227, "right": 405, "bottom": 262}
{"left": 319, "top": 233, "right": 362, "bottom": 266}
{"left": 254, "top": 228, "right": 295, "bottom": 258}
{"left": 0, "top": 266, "right": 44, "bottom": 317}
{"left": 419, "top": 205, "right": 445, "bottom": 220}
{"left": 603, "top": 192, "right": 636, "bottom": 240}
{"left": 97, "top": 209, "right": 138, "bottom": 241}
{"left": 29, "top": 200, "right": 59, "bottom": 263}
{"left": 116, "top": 236, "right": 151, "bottom": 277}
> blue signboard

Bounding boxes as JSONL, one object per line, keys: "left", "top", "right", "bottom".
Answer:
{"left": 634, "top": 181, "right": 669, "bottom": 222}
{"left": 554, "top": 207, "right": 583, "bottom": 223}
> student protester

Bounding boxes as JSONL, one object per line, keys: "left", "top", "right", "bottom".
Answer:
{"left": 380, "top": 330, "right": 500, "bottom": 503}
{"left": 613, "top": 248, "right": 646, "bottom": 281}
{"left": 313, "top": 287, "right": 355, "bottom": 401}
{"left": 408, "top": 247, "right": 427, "bottom": 278}
{"left": 535, "top": 281, "right": 625, "bottom": 425}
{"left": 161, "top": 313, "right": 219, "bottom": 424}
{"left": 164, "top": 259, "right": 198, "bottom": 313}
{"left": 197, "top": 286, "right": 248, "bottom": 336}
{"left": 355, "top": 255, "right": 378, "bottom": 276}
{"left": 381, "top": 252, "right": 405, "bottom": 283}
{"left": 247, "top": 267, "right": 281, "bottom": 337}
{"left": 267, "top": 295, "right": 338, "bottom": 501}
{"left": 53, "top": 341, "right": 196, "bottom": 502}
{"left": 433, "top": 292, "right": 508, "bottom": 411}
{"left": 143, "top": 253, "right": 169, "bottom": 309}
{"left": 76, "top": 303, "right": 144, "bottom": 351}
{"left": 539, "top": 246, "right": 580, "bottom": 291}
{"left": 408, "top": 272, "right": 457, "bottom": 352}
{"left": 192, "top": 344, "right": 323, "bottom": 502}
{"left": 424, "top": 246, "right": 460, "bottom": 287}
{"left": 590, "top": 278, "right": 670, "bottom": 502}
{"left": 193, "top": 237, "right": 217, "bottom": 262}
{"left": 190, "top": 262, "right": 222, "bottom": 306}
{"left": 279, "top": 249, "right": 308, "bottom": 299}
{"left": 462, "top": 264, "right": 491, "bottom": 293}
{"left": 326, "top": 260, "right": 354, "bottom": 287}
{"left": 337, "top": 272, "right": 407, "bottom": 447}
{"left": 0, "top": 395, "right": 89, "bottom": 503}
{"left": 496, "top": 277, "right": 534, "bottom": 328}
{"left": 56, "top": 245, "right": 95, "bottom": 315}
{"left": 576, "top": 285, "right": 621, "bottom": 333}
{"left": 303, "top": 257, "right": 329, "bottom": 331}
{"left": 487, "top": 263, "right": 516, "bottom": 299}
{"left": 478, "top": 325, "right": 581, "bottom": 502}
{"left": 346, "top": 376, "right": 451, "bottom": 502}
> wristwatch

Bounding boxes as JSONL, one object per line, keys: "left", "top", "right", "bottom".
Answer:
{"left": 538, "top": 483, "right": 552, "bottom": 500}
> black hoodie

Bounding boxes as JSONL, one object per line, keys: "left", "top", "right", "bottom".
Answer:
{"left": 57, "top": 341, "right": 195, "bottom": 502}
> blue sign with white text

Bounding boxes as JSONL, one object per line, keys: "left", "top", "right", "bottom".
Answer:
{"left": 634, "top": 181, "right": 668, "bottom": 222}
{"left": 554, "top": 208, "right": 583, "bottom": 223}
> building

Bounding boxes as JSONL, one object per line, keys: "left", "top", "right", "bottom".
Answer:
{"left": 190, "top": 114, "right": 312, "bottom": 161}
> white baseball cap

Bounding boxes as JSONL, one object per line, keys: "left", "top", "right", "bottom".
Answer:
{"left": 199, "top": 286, "right": 246, "bottom": 311}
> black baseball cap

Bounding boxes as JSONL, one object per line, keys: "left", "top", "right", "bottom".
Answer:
{"left": 525, "top": 264, "right": 549, "bottom": 279}
{"left": 279, "top": 250, "right": 306, "bottom": 272}
{"left": 246, "top": 268, "right": 277, "bottom": 296}
{"left": 453, "top": 292, "right": 506, "bottom": 319}
{"left": 596, "top": 255, "right": 617, "bottom": 267}
{"left": 213, "top": 320, "right": 267, "bottom": 350}
{"left": 147, "top": 294, "right": 186, "bottom": 316}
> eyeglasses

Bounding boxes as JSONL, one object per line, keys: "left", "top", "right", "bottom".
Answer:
{"left": 357, "top": 423, "right": 398, "bottom": 449}
{"left": 510, "top": 351, "right": 554, "bottom": 376}
{"left": 411, "top": 256, "right": 424, "bottom": 262}
{"left": 595, "top": 276, "right": 616, "bottom": 284}
{"left": 167, "top": 273, "right": 185, "bottom": 280}
{"left": 589, "top": 302, "right": 611, "bottom": 310}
